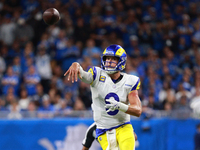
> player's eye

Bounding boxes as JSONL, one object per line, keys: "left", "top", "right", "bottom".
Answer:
{"left": 106, "top": 57, "right": 111, "bottom": 60}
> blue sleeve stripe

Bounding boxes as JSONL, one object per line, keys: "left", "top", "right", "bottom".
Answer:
{"left": 93, "top": 67, "right": 97, "bottom": 81}
{"left": 131, "top": 78, "right": 140, "bottom": 91}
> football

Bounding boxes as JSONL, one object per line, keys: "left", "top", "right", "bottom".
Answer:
{"left": 43, "top": 8, "right": 60, "bottom": 25}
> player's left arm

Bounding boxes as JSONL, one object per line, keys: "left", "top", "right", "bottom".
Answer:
{"left": 126, "top": 90, "right": 142, "bottom": 117}
{"left": 105, "top": 77, "right": 142, "bottom": 117}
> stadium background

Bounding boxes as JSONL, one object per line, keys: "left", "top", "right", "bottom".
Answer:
{"left": 0, "top": 0, "right": 200, "bottom": 150}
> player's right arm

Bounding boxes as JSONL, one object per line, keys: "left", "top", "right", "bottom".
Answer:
{"left": 64, "top": 62, "right": 93, "bottom": 84}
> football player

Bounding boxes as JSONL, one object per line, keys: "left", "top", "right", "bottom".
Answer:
{"left": 64, "top": 44, "right": 142, "bottom": 150}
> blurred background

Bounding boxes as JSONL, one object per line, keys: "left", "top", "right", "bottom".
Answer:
{"left": 0, "top": 0, "right": 200, "bottom": 150}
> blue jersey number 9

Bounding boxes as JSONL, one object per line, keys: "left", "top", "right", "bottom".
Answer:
{"left": 105, "top": 93, "right": 119, "bottom": 116}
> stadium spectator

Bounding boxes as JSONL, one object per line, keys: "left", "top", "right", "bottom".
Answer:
{"left": 124, "top": 9, "right": 139, "bottom": 38}
{"left": 0, "top": 14, "right": 16, "bottom": 46}
{"left": 38, "top": 94, "right": 54, "bottom": 112}
{"left": 51, "top": 65, "right": 65, "bottom": 91}
{"left": 158, "top": 81, "right": 175, "bottom": 103}
{"left": 1, "top": 66, "right": 19, "bottom": 95}
{"left": 31, "top": 83, "right": 45, "bottom": 106}
{"left": 152, "top": 21, "right": 165, "bottom": 52}
{"left": 163, "top": 101, "right": 172, "bottom": 112}
{"left": 194, "top": 54, "right": 200, "bottom": 71}
{"left": 0, "top": 98, "right": 7, "bottom": 111}
{"left": 21, "top": 42, "right": 35, "bottom": 73}
{"left": 7, "top": 101, "right": 22, "bottom": 119}
{"left": 21, "top": 0, "right": 39, "bottom": 17}
{"left": 48, "top": 88, "right": 61, "bottom": 107}
{"left": 191, "top": 79, "right": 200, "bottom": 97}
{"left": 63, "top": 76, "right": 78, "bottom": 103}
{"left": 4, "top": 89, "right": 17, "bottom": 107}
{"left": 0, "top": 53, "right": 6, "bottom": 79}
{"left": 125, "top": 35, "right": 144, "bottom": 56}
{"left": 73, "top": 97, "right": 86, "bottom": 111}
{"left": 1, "top": 45, "right": 10, "bottom": 66}
{"left": 192, "top": 20, "right": 200, "bottom": 45}
{"left": 35, "top": 44, "right": 52, "bottom": 93}
{"left": 178, "top": 37, "right": 189, "bottom": 53}
{"left": 62, "top": 38, "right": 81, "bottom": 71}
{"left": 18, "top": 88, "right": 30, "bottom": 110}
{"left": 55, "top": 100, "right": 73, "bottom": 117}
{"left": 12, "top": 56, "right": 22, "bottom": 77}
{"left": 175, "top": 83, "right": 192, "bottom": 101}
{"left": 146, "top": 94, "right": 161, "bottom": 110}
{"left": 22, "top": 56, "right": 35, "bottom": 74}
{"left": 177, "top": 14, "right": 194, "bottom": 47}
{"left": 14, "top": 17, "right": 34, "bottom": 47}
{"left": 174, "top": 95, "right": 191, "bottom": 111}
{"left": 82, "top": 38, "right": 101, "bottom": 66}
{"left": 137, "top": 20, "right": 153, "bottom": 51}
{"left": 25, "top": 101, "right": 37, "bottom": 118}
{"left": 8, "top": 40, "right": 22, "bottom": 59}
{"left": 62, "top": 91, "right": 72, "bottom": 107}
{"left": 190, "top": 90, "right": 200, "bottom": 116}
{"left": 54, "top": 29, "right": 68, "bottom": 62}
{"left": 73, "top": 18, "right": 90, "bottom": 43}
{"left": 36, "top": 33, "right": 51, "bottom": 53}
{"left": 63, "top": 18, "right": 74, "bottom": 38}
{"left": 23, "top": 65, "right": 40, "bottom": 96}
{"left": 124, "top": 60, "right": 139, "bottom": 77}
{"left": 21, "top": 41, "right": 35, "bottom": 65}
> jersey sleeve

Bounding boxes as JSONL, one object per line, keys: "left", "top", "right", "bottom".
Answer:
{"left": 131, "top": 77, "right": 140, "bottom": 91}
{"left": 87, "top": 66, "right": 102, "bottom": 86}
{"left": 79, "top": 66, "right": 95, "bottom": 84}
{"left": 87, "top": 66, "right": 97, "bottom": 84}
{"left": 127, "top": 75, "right": 140, "bottom": 93}
{"left": 79, "top": 66, "right": 100, "bottom": 85}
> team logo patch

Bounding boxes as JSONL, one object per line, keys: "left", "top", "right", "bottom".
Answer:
{"left": 99, "top": 137, "right": 102, "bottom": 141}
{"left": 88, "top": 68, "right": 94, "bottom": 75}
{"left": 99, "top": 75, "right": 106, "bottom": 82}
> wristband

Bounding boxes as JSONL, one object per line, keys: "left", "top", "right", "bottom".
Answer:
{"left": 118, "top": 102, "right": 129, "bottom": 112}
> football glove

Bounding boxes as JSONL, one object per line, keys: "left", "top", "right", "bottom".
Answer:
{"left": 105, "top": 97, "right": 128, "bottom": 113}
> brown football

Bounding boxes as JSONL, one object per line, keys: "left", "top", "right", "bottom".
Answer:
{"left": 43, "top": 8, "right": 60, "bottom": 25}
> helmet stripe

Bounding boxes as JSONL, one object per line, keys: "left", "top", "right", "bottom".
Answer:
{"left": 116, "top": 48, "right": 125, "bottom": 56}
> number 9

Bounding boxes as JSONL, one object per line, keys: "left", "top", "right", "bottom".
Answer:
{"left": 105, "top": 92, "right": 119, "bottom": 116}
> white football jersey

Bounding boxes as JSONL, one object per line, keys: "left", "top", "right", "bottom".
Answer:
{"left": 87, "top": 66, "right": 140, "bottom": 129}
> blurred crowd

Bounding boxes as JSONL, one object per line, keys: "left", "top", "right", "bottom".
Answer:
{"left": 0, "top": 0, "right": 200, "bottom": 119}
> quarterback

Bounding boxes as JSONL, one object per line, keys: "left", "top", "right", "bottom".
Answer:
{"left": 64, "top": 44, "right": 142, "bottom": 150}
